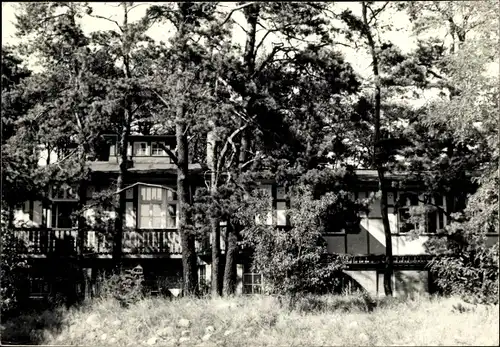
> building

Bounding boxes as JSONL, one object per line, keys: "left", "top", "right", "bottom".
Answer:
{"left": 10, "top": 134, "right": 498, "bottom": 299}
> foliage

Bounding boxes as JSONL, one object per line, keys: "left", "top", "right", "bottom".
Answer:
{"left": 242, "top": 176, "right": 364, "bottom": 298}
{"left": 0, "top": 210, "right": 30, "bottom": 315}
{"left": 1, "top": 49, "right": 33, "bottom": 315}
{"left": 97, "top": 265, "right": 145, "bottom": 308}
{"left": 2, "top": 1, "right": 499, "bottom": 303}
{"left": 395, "top": 0, "right": 499, "bottom": 303}
{"left": 426, "top": 171, "right": 499, "bottom": 304}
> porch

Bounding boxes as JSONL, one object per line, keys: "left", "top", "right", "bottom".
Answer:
{"left": 12, "top": 228, "right": 223, "bottom": 258}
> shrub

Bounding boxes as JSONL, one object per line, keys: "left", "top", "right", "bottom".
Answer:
{"left": 97, "top": 265, "right": 145, "bottom": 307}
{"left": 0, "top": 209, "right": 30, "bottom": 315}
{"left": 425, "top": 172, "right": 499, "bottom": 304}
{"left": 242, "top": 185, "right": 362, "bottom": 306}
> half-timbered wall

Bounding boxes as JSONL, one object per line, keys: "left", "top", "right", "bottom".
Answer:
{"left": 323, "top": 190, "right": 450, "bottom": 256}
{"left": 11, "top": 182, "right": 498, "bottom": 257}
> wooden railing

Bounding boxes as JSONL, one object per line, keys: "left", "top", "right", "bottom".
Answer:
{"left": 14, "top": 229, "right": 78, "bottom": 255}
{"left": 122, "top": 230, "right": 182, "bottom": 254}
{"left": 13, "top": 228, "right": 192, "bottom": 256}
{"left": 347, "top": 254, "right": 433, "bottom": 265}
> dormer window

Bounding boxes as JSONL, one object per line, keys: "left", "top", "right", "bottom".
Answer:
{"left": 99, "top": 135, "right": 175, "bottom": 161}
{"left": 133, "top": 142, "right": 149, "bottom": 156}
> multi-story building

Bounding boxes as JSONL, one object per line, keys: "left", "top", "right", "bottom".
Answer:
{"left": 10, "top": 134, "right": 498, "bottom": 299}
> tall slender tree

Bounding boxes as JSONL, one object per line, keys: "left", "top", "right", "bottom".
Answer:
{"left": 143, "top": 2, "right": 228, "bottom": 295}
{"left": 207, "top": 2, "right": 362, "bottom": 295}
{"left": 87, "top": 2, "right": 155, "bottom": 272}
{"left": 338, "top": 1, "right": 396, "bottom": 296}
{"left": 11, "top": 2, "right": 117, "bottom": 300}
{"left": 396, "top": 0, "right": 499, "bottom": 301}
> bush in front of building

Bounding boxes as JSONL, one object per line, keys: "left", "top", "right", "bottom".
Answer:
{"left": 97, "top": 265, "right": 145, "bottom": 307}
{"left": 242, "top": 184, "right": 362, "bottom": 307}
{"left": 425, "top": 173, "right": 499, "bottom": 304}
{"left": 0, "top": 209, "right": 30, "bottom": 316}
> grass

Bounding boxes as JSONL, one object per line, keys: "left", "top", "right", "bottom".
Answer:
{"left": 1, "top": 293, "right": 498, "bottom": 346}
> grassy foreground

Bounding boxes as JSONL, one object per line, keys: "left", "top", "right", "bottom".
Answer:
{"left": 2, "top": 293, "right": 498, "bottom": 346}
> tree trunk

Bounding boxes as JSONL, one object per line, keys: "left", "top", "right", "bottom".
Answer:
{"left": 113, "top": 125, "right": 128, "bottom": 273}
{"left": 362, "top": 1, "right": 393, "bottom": 296}
{"left": 378, "top": 170, "right": 394, "bottom": 295}
{"left": 223, "top": 222, "right": 238, "bottom": 296}
{"left": 222, "top": 127, "right": 249, "bottom": 296}
{"left": 112, "top": 2, "right": 134, "bottom": 274}
{"left": 222, "top": 2, "right": 260, "bottom": 297}
{"left": 210, "top": 217, "right": 221, "bottom": 295}
{"left": 77, "top": 168, "right": 88, "bottom": 301}
{"left": 177, "top": 113, "right": 198, "bottom": 296}
{"left": 207, "top": 129, "right": 222, "bottom": 296}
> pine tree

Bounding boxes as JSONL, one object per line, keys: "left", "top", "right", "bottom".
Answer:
{"left": 397, "top": 0, "right": 499, "bottom": 302}
{"left": 204, "top": 2, "right": 364, "bottom": 295}
{"left": 339, "top": 1, "right": 397, "bottom": 296}
{"left": 86, "top": 2, "right": 156, "bottom": 272}
{"left": 1, "top": 47, "right": 33, "bottom": 313}
{"left": 143, "top": 2, "right": 226, "bottom": 295}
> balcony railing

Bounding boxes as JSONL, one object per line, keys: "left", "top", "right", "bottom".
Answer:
{"left": 347, "top": 254, "right": 433, "bottom": 265}
{"left": 14, "top": 229, "right": 78, "bottom": 255}
{"left": 12, "top": 228, "right": 202, "bottom": 256}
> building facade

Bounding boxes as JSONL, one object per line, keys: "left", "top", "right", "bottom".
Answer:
{"left": 10, "top": 135, "right": 499, "bottom": 299}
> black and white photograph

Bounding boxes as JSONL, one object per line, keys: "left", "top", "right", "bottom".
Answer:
{"left": 1, "top": 1, "right": 498, "bottom": 345}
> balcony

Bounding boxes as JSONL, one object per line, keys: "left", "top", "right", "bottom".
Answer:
{"left": 347, "top": 254, "right": 433, "bottom": 265}
{"left": 12, "top": 228, "right": 207, "bottom": 258}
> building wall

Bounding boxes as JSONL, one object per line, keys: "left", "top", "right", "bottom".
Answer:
{"left": 344, "top": 269, "right": 429, "bottom": 297}
{"left": 10, "top": 180, "right": 498, "bottom": 297}
{"left": 323, "top": 190, "right": 451, "bottom": 256}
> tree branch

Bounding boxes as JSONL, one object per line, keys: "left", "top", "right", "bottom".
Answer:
{"left": 216, "top": 124, "right": 248, "bottom": 175}
{"left": 402, "top": 196, "right": 453, "bottom": 219}
{"left": 126, "top": 3, "right": 153, "bottom": 14}
{"left": 253, "top": 29, "right": 277, "bottom": 57}
{"left": 151, "top": 89, "right": 170, "bottom": 108}
{"left": 368, "top": 2, "right": 390, "bottom": 25}
{"left": 88, "top": 13, "right": 124, "bottom": 32}
{"left": 51, "top": 147, "right": 80, "bottom": 167}
{"left": 158, "top": 142, "right": 179, "bottom": 167}
{"left": 130, "top": 102, "right": 146, "bottom": 116}
{"left": 220, "top": 2, "right": 256, "bottom": 26}
{"left": 254, "top": 46, "right": 287, "bottom": 77}
{"left": 241, "top": 154, "right": 262, "bottom": 170}
{"left": 233, "top": 20, "right": 249, "bottom": 34}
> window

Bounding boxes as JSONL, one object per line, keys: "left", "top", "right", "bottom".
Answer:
{"left": 398, "top": 207, "right": 416, "bottom": 233}
{"left": 397, "top": 193, "right": 419, "bottom": 233}
{"left": 139, "top": 186, "right": 177, "bottom": 229}
{"left": 255, "top": 185, "right": 272, "bottom": 225}
{"left": 426, "top": 195, "right": 445, "bottom": 233}
{"left": 109, "top": 143, "right": 116, "bottom": 157}
{"left": 125, "top": 187, "right": 135, "bottom": 228}
{"left": 151, "top": 142, "right": 167, "bottom": 156}
{"left": 22, "top": 201, "right": 30, "bottom": 213}
{"left": 133, "top": 142, "right": 149, "bottom": 156}
{"left": 243, "top": 273, "right": 262, "bottom": 294}
{"left": 254, "top": 185, "right": 289, "bottom": 226}
{"left": 199, "top": 265, "right": 206, "bottom": 283}
{"left": 276, "top": 186, "right": 288, "bottom": 226}
{"left": 52, "top": 202, "right": 76, "bottom": 229}
{"left": 29, "top": 278, "right": 50, "bottom": 298}
{"left": 397, "top": 193, "right": 445, "bottom": 234}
